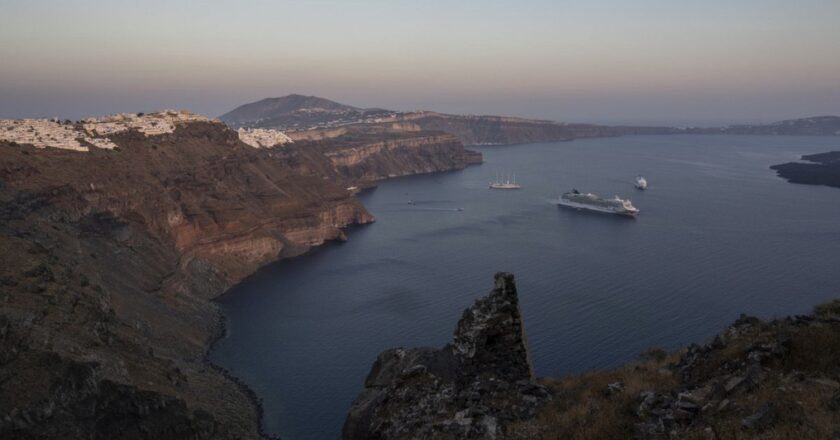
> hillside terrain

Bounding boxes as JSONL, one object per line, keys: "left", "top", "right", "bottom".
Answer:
{"left": 219, "top": 94, "right": 396, "bottom": 130}
{"left": 0, "top": 114, "right": 477, "bottom": 439}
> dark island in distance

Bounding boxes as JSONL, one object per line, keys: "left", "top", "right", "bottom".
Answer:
{"left": 1, "top": 95, "right": 839, "bottom": 439}
{"left": 771, "top": 151, "right": 840, "bottom": 188}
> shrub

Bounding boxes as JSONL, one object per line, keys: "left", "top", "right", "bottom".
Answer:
{"left": 814, "top": 299, "right": 840, "bottom": 319}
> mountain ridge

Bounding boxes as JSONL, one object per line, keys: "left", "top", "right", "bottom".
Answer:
{"left": 218, "top": 94, "right": 840, "bottom": 144}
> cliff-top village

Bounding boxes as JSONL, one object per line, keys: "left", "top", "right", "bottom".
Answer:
{"left": 0, "top": 110, "right": 294, "bottom": 152}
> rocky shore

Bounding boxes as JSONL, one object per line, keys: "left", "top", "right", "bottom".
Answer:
{"left": 0, "top": 117, "right": 478, "bottom": 439}
{"left": 345, "top": 274, "right": 840, "bottom": 439}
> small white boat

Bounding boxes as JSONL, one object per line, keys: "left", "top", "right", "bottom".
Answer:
{"left": 634, "top": 176, "right": 648, "bottom": 190}
{"left": 489, "top": 173, "right": 521, "bottom": 189}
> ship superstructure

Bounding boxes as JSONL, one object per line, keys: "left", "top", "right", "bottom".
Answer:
{"left": 557, "top": 189, "right": 639, "bottom": 216}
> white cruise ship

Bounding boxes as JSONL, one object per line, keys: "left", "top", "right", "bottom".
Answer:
{"left": 557, "top": 189, "right": 639, "bottom": 216}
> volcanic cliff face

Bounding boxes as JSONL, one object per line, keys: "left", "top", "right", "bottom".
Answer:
{"left": 291, "top": 125, "right": 483, "bottom": 183}
{"left": 0, "top": 120, "right": 378, "bottom": 439}
{"left": 0, "top": 112, "right": 482, "bottom": 438}
{"left": 396, "top": 112, "right": 679, "bottom": 146}
{"left": 343, "top": 273, "right": 551, "bottom": 440}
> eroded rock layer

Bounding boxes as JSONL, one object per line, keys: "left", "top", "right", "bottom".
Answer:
{"left": 0, "top": 119, "right": 477, "bottom": 439}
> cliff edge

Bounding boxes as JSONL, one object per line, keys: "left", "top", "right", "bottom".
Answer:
{"left": 0, "top": 115, "right": 477, "bottom": 439}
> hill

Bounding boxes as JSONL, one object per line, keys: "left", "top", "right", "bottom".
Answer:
{"left": 218, "top": 94, "right": 395, "bottom": 130}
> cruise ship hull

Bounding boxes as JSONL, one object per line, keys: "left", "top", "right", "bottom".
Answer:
{"left": 556, "top": 199, "right": 639, "bottom": 217}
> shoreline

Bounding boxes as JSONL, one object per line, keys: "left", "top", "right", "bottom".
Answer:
{"left": 204, "top": 312, "right": 279, "bottom": 440}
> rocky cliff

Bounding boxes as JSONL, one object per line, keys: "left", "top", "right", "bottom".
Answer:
{"left": 343, "top": 273, "right": 551, "bottom": 439}
{"left": 399, "top": 112, "right": 679, "bottom": 146}
{"left": 292, "top": 125, "right": 483, "bottom": 183}
{"left": 0, "top": 112, "right": 481, "bottom": 438}
{"left": 345, "top": 274, "right": 840, "bottom": 439}
{"left": 1, "top": 118, "right": 445, "bottom": 439}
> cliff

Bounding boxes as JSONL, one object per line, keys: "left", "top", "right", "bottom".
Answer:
{"left": 345, "top": 274, "right": 840, "bottom": 439}
{"left": 398, "top": 112, "right": 679, "bottom": 146}
{"left": 771, "top": 151, "right": 840, "bottom": 189}
{"left": 291, "top": 125, "right": 483, "bottom": 182}
{"left": 0, "top": 112, "right": 480, "bottom": 438}
{"left": 0, "top": 120, "right": 376, "bottom": 439}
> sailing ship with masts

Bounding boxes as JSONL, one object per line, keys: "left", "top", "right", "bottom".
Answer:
{"left": 489, "top": 172, "right": 521, "bottom": 189}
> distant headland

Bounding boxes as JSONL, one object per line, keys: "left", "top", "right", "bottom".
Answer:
{"left": 771, "top": 151, "right": 840, "bottom": 189}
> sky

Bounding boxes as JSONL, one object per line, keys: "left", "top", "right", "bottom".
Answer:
{"left": 1, "top": 0, "right": 839, "bottom": 125}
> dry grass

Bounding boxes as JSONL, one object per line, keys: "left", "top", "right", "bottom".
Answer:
{"left": 506, "top": 311, "right": 840, "bottom": 440}
{"left": 814, "top": 299, "right": 840, "bottom": 320}
{"left": 508, "top": 353, "right": 679, "bottom": 439}
{"left": 784, "top": 324, "right": 840, "bottom": 374}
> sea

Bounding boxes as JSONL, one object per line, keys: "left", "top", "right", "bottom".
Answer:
{"left": 209, "top": 135, "right": 840, "bottom": 439}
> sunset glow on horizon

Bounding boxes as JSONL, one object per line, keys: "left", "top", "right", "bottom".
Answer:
{"left": 1, "top": 0, "right": 838, "bottom": 124}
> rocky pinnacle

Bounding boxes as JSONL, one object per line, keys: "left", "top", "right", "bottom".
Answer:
{"left": 343, "top": 272, "right": 549, "bottom": 439}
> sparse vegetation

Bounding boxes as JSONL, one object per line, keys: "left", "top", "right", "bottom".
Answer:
{"left": 814, "top": 299, "right": 840, "bottom": 320}
{"left": 507, "top": 312, "right": 840, "bottom": 439}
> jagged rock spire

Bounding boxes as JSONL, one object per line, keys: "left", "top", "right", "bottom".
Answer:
{"left": 343, "top": 272, "right": 548, "bottom": 440}
{"left": 452, "top": 272, "right": 534, "bottom": 383}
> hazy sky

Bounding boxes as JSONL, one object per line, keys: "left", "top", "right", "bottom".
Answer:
{"left": 1, "top": 0, "right": 838, "bottom": 125}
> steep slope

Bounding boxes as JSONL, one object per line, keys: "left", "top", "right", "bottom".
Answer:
{"left": 292, "top": 125, "right": 483, "bottom": 182}
{"left": 0, "top": 120, "right": 375, "bottom": 439}
{"left": 398, "top": 112, "right": 678, "bottom": 145}
{"left": 0, "top": 112, "right": 481, "bottom": 438}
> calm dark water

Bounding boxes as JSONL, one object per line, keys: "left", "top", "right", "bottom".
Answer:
{"left": 209, "top": 135, "right": 840, "bottom": 440}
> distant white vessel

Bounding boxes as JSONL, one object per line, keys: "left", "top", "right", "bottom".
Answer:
{"left": 489, "top": 173, "right": 521, "bottom": 189}
{"left": 557, "top": 189, "right": 639, "bottom": 216}
{"left": 634, "top": 176, "right": 648, "bottom": 190}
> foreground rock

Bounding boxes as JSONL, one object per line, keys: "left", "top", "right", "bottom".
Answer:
{"left": 345, "top": 278, "right": 840, "bottom": 439}
{"left": 343, "top": 273, "right": 550, "bottom": 439}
